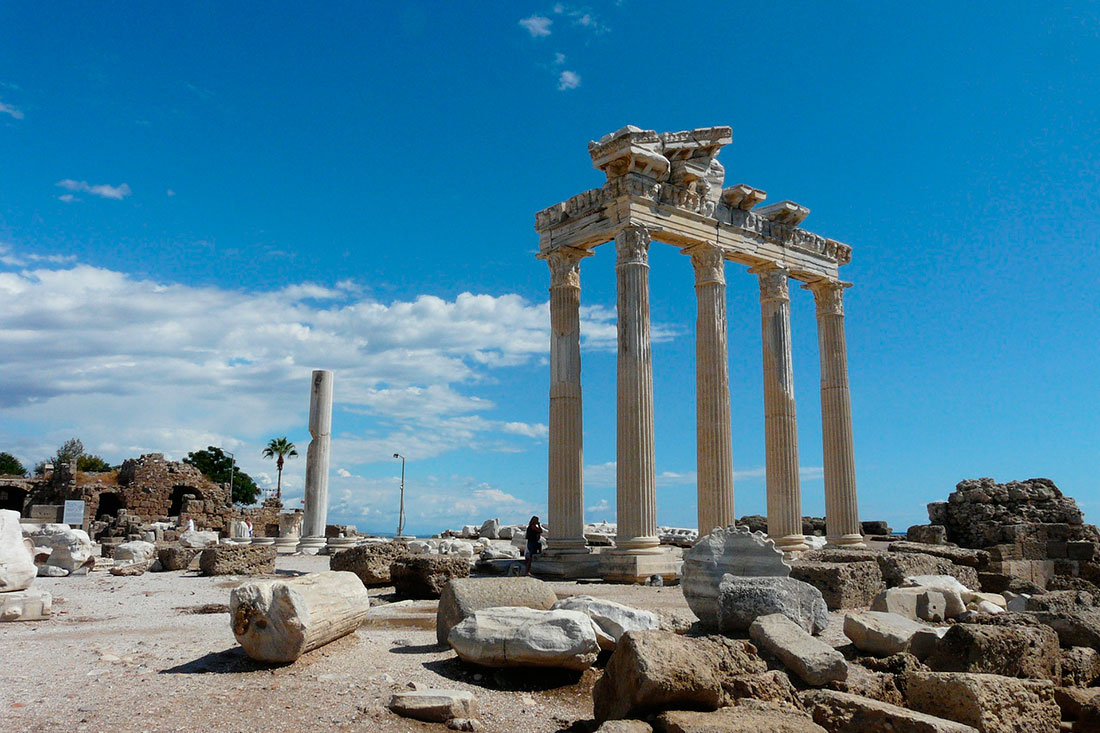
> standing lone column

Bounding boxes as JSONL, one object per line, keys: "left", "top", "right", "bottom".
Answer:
{"left": 805, "top": 280, "right": 864, "bottom": 546}
{"left": 297, "top": 369, "right": 333, "bottom": 555}
{"left": 752, "top": 265, "right": 807, "bottom": 553}
{"left": 545, "top": 246, "right": 590, "bottom": 554}
{"left": 614, "top": 225, "right": 660, "bottom": 553}
{"left": 689, "top": 244, "right": 735, "bottom": 536}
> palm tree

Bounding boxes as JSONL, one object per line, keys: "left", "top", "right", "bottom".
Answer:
{"left": 262, "top": 437, "right": 298, "bottom": 501}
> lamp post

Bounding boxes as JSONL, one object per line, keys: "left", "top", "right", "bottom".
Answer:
{"left": 393, "top": 453, "right": 406, "bottom": 537}
{"left": 226, "top": 450, "right": 236, "bottom": 506}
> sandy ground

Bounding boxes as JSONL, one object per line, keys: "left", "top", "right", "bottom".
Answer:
{"left": 0, "top": 554, "right": 714, "bottom": 733}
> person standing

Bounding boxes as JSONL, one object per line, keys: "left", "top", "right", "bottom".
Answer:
{"left": 524, "top": 515, "right": 543, "bottom": 575}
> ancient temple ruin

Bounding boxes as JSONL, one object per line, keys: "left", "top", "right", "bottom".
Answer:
{"left": 535, "top": 125, "right": 864, "bottom": 581}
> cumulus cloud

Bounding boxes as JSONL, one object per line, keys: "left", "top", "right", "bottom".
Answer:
{"left": 56, "top": 180, "right": 132, "bottom": 200}
{"left": 554, "top": 52, "right": 566, "bottom": 65}
{"left": 0, "top": 100, "right": 23, "bottom": 120}
{"left": 584, "top": 462, "right": 824, "bottom": 489}
{"left": 0, "top": 244, "right": 77, "bottom": 267}
{"left": 558, "top": 70, "right": 581, "bottom": 91}
{"left": 519, "top": 15, "right": 552, "bottom": 37}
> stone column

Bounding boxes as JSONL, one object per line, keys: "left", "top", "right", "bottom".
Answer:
{"left": 689, "top": 244, "right": 735, "bottom": 536}
{"left": 805, "top": 280, "right": 864, "bottom": 546}
{"left": 546, "top": 246, "right": 590, "bottom": 554}
{"left": 753, "top": 265, "right": 807, "bottom": 553}
{"left": 297, "top": 369, "right": 333, "bottom": 555}
{"left": 614, "top": 225, "right": 660, "bottom": 553}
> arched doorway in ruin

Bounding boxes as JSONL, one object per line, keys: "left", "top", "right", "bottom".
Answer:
{"left": 169, "top": 485, "right": 203, "bottom": 517}
{"left": 0, "top": 486, "right": 27, "bottom": 514}
{"left": 95, "top": 491, "right": 124, "bottom": 520}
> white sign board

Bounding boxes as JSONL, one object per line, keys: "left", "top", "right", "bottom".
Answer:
{"left": 63, "top": 500, "right": 85, "bottom": 526}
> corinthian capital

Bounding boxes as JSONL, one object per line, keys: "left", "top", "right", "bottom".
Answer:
{"left": 804, "top": 279, "right": 850, "bottom": 316}
{"left": 546, "top": 246, "right": 588, "bottom": 289}
{"left": 752, "top": 265, "right": 790, "bottom": 302}
{"left": 615, "top": 225, "right": 651, "bottom": 267}
{"left": 687, "top": 244, "right": 726, "bottom": 286}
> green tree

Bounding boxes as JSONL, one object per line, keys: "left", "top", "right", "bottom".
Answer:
{"left": 184, "top": 446, "right": 261, "bottom": 505}
{"left": 0, "top": 452, "right": 27, "bottom": 476}
{"left": 54, "top": 437, "right": 84, "bottom": 466}
{"left": 76, "top": 454, "right": 112, "bottom": 472}
{"left": 261, "top": 437, "right": 297, "bottom": 500}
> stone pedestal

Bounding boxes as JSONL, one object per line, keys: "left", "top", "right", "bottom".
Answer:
{"left": 689, "top": 244, "right": 735, "bottom": 535}
{"left": 599, "top": 552, "right": 683, "bottom": 584}
{"left": 0, "top": 588, "right": 52, "bottom": 622}
{"left": 274, "top": 537, "right": 300, "bottom": 554}
{"left": 298, "top": 370, "right": 333, "bottom": 554}
{"left": 753, "top": 266, "right": 807, "bottom": 553}
{"left": 295, "top": 536, "right": 327, "bottom": 555}
{"left": 531, "top": 552, "right": 603, "bottom": 578}
{"left": 545, "top": 246, "right": 591, "bottom": 556}
{"left": 250, "top": 537, "right": 275, "bottom": 546}
{"left": 326, "top": 537, "right": 359, "bottom": 553}
{"left": 805, "top": 280, "right": 864, "bottom": 548}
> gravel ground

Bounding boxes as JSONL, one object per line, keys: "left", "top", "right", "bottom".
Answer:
{"left": 0, "top": 554, "right": 714, "bottom": 733}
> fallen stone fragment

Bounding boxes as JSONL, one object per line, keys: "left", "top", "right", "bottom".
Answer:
{"left": 113, "top": 540, "right": 156, "bottom": 565}
{"left": 717, "top": 575, "right": 828, "bottom": 634}
{"left": 872, "top": 587, "right": 947, "bottom": 622}
{"left": 552, "top": 595, "right": 659, "bottom": 650}
{"left": 0, "top": 509, "right": 36, "bottom": 592}
{"left": 749, "top": 613, "right": 847, "bottom": 686}
{"left": 902, "top": 575, "right": 968, "bottom": 617}
{"left": 437, "top": 577, "right": 557, "bottom": 645}
{"left": 654, "top": 701, "right": 825, "bottom": 733}
{"left": 388, "top": 689, "right": 476, "bottom": 723}
{"left": 37, "top": 565, "right": 68, "bottom": 577}
{"left": 199, "top": 545, "right": 276, "bottom": 576}
{"left": 447, "top": 607, "right": 600, "bottom": 671}
{"left": 330, "top": 543, "right": 410, "bottom": 586}
{"left": 907, "top": 525, "right": 948, "bottom": 546}
{"left": 843, "top": 611, "right": 926, "bottom": 656}
{"left": 1061, "top": 646, "right": 1100, "bottom": 687}
{"left": 446, "top": 717, "right": 483, "bottom": 732}
{"left": 595, "top": 721, "right": 652, "bottom": 733}
{"left": 681, "top": 526, "right": 789, "bottom": 627}
{"left": 877, "top": 553, "right": 979, "bottom": 589}
{"left": 1053, "top": 687, "right": 1100, "bottom": 723}
{"left": 888, "top": 542, "right": 988, "bottom": 569}
{"left": 925, "top": 622, "right": 1060, "bottom": 681}
{"left": 910, "top": 626, "right": 950, "bottom": 660}
{"left": 725, "top": 670, "right": 801, "bottom": 707}
{"left": 0, "top": 588, "right": 52, "bottom": 621}
{"left": 904, "top": 670, "right": 1059, "bottom": 733}
{"left": 391, "top": 556, "right": 470, "bottom": 600}
{"left": 179, "top": 529, "right": 219, "bottom": 548}
{"left": 790, "top": 560, "right": 885, "bottom": 610}
{"left": 109, "top": 561, "right": 149, "bottom": 577}
{"left": 592, "top": 629, "right": 765, "bottom": 723}
{"left": 801, "top": 689, "right": 978, "bottom": 732}
{"left": 1031, "top": 608, "right": 1100, "bottom": 648}
{"left": 157, "top": 547, "right": 199, "bottom": 571}
{"left": 230, "top": 570, "right": 370, "bottom": 663}
{"left": 26, "top": 525, "right": 94, "bottom": 574}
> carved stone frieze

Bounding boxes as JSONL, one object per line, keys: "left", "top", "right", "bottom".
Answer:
{"left": 616, "top": 225, "right": 651, "bottom": 267}
{"left": 546, "top": 247, "right": 588, "bottom": 289}
{"left": 754, "top": 266, "right": 791, "bottom": 302}
{"left": 688, "top": 244, "right": 726, "bottom": 286}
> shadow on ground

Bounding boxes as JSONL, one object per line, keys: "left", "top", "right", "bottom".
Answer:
{"left": 161, "top": 646, "right": 281, "bottom": 674}
{"left": 422, "top": 657, "right": 585, "bottom": 692}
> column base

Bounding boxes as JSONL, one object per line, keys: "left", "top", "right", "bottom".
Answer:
{"left": 327, "top": 537, "right": 359, "bottom": 553}
{"left": 612, "top": 536, "right": 663, "bottom": 554}
{"left": 275, "top": 537, "right": 300, "bottom": 554}
{"left": 599, "top": 549, "right": 682, "bottom": 584}
{"left": 545, "top": 538, "right": 591, "bottom": 555}
{"left": 532, "top": 551, "right": 602, "bottom": 578}
{"left": 825, "top": 534, "right": 867, "bottom": 549}
{"left": 771, "top": 533, "right": 810, "bottom": 553}
{"left": 250, "top": 537, "right": 276, "bottom": 546}
{"left": 296, "top": 536, "right": 327, "bottom": 555}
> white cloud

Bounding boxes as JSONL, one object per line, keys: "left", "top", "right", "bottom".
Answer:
{"left": 0, "top": 101, "right": 23, "bottom": 120}
{"left": 58, "top": 194, "right": 77, "bottom": 203}
{"left": 0, "top": 244, "right": 77, "bottom": 267}
{"left": 554, "top": 52, "right": 566, "bottom": 65}
{"left": 56, "top": 180, "right": 132, "bottom": 200}
{"left": 336, "top": 468, "right": 352, "bottom": 478}
{"left": 558, "top": 70, "right": 581, "bottom": 91}
{"left": 585, "top": 498, "right": 610, "bottom": 513}
{"left": 519, "top": 15, "right": 553, "bottom": 37}
{"left": 585, "top": 462, "right": 824, "bottom": 488}
{"left": 166, "top": 189, "right": 176, "bottom": 197}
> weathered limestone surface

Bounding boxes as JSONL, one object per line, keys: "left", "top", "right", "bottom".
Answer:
{"left": 718, "top": 575, "right": 829, "bottom": 634}
{"left": 552, "top": 595, "right": 659, "bottom": 650}
{"left": 447, "top": 607, "right": 600, "bottom": 671}
{"left": 230, "top": 570, "right": 370, "bottom": 663}
{"left": 592, "top": 629, "right": 765, "bottom": 723}
{"left": 749, "top": 613, "right": 847, "bottom": 686}
{"left": 199, "top": 545, "right": 276, "bottom": 576}
{"left": 877, "top": 552, "right": 979, "bottom": 589}
{"left": 925, "top": 622, "right": 1061, "bottom": 681}
{"left": 109, "top": 561, "right": 149, "bottom": 576}
{"left": 157, "top": 546, "right": 199, "bottom": 571}
{"left": 388, "top": 689, "right": 476, "bottom": 723}
{"left": 299, "top": 370, "right": 333, "bottom": 554}
{"left": 330, "top": 543, "right": 410, "bottom": 586}
{"left": 791, "top": 560, "right": 884, "bottom": 609}
{"left": 1061, "top": 646, "right": 1100, "bottom": 687}
{"left": 801, "top": 689, "right": 979, "bottom": 733}
{"left": 654, "top": 702, "right": 825, "bottom": 733}
{"left": 436, "top": 577, "right": 558, "bottom": 645}
{"left": 0, "top": 587, "right": 52, "bottom": 621}
{"left": 391, "top": 556, "right": 470, "bottom": 600}
{"left": 935, "top": 477, "right": 1088, "bottom": 548}
{"left": 682, "top": 526, "right": 790, "bottom": 626}
{"left": 114, "top": 540, "right": 156, "bottom": 565}
{"left": 26, "top": 525, "right": 94, "bottom": 575}
{"left": 872, "top": 587, "right": 948, "bottom": 622}
{"left": 0, "top": 509, "right": 36, "bottom": 591}
{"left": 904, "top": 670, "right": 1060, "bottom": 733}
{"left": 889, "top": 542, "right": 989, "bottom": 569}
{"left": 843, "top": 611, "right": 927, "bottom": 657}
{"left": 179, "top": 529, "right": 218, "bottom": 548}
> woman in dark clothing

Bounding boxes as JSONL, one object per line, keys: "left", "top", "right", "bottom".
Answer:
{"left": 524, "top": 515, "right": 543, "bottom": 575}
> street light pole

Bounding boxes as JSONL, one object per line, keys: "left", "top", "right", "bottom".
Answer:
{"left": 226, "top": 450, "right": 236, "bottom": 506}
{"left": 393, "top": 453, "right": 405, "bottom": 537}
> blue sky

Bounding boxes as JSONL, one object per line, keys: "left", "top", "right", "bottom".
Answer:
{"left": 1, "top": 2, "right": 1098, "bottom": 535}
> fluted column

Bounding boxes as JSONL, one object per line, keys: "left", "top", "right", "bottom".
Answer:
{"left": 298, "top": 369, "right": 333, "bottom": 555}
{"left": 805, "top": 280, "right": 864, "bottom": 546}
{"left": 689, "top": 244, "right": 735, "bottom": 536}
{"left": 614, "top": 225, "right": 660, "bottom": 553}
{"left": 753, "top": 265, "right": 807, "bottom": 553}
{"left": 546, "top": 246, "right": 590, "bottom": 553}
